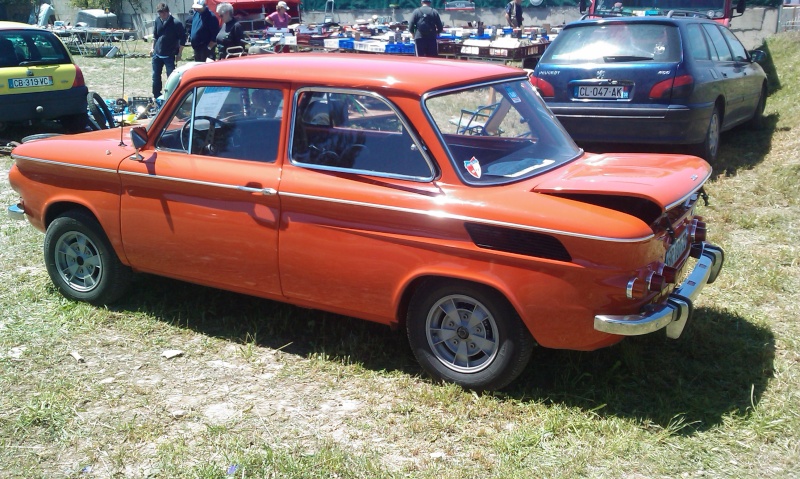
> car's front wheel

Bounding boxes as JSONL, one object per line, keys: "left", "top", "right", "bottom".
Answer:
{"left": 692, "top": 106, "right": 720, "bottom": 162}
{"left": 406, "top": 280, "right": 534, "bottom": 391}
{"left": 44, "top": 211, "right": 132, "bottom": 305}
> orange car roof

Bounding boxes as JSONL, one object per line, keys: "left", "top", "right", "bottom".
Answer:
{"left": 180, "top": 53, "right": 525, "bottom": 96}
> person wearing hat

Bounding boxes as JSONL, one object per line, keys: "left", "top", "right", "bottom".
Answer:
{"left": 410, "top": 0, "right": 443, "bottom": 58}
{"left": 150, "top": 3, "right": 185, "bottom": 99}
{"left": 266, "top": 1, "right": 291, "bottom": 29}
{"left": 189, "top": 0, "right": 220, "bottom": 62}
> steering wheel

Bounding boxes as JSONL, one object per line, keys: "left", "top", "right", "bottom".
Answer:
{"left": 180, "top": 116, "right": 230, "bottom": 155}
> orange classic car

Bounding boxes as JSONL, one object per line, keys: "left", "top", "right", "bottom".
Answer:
{"left": 7, "top": 54, "right": 724, "bottom": 390}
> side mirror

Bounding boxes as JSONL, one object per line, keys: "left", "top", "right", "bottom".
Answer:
{"left": 735, "top": 0, "right": 745, "bottom": 15}
{"left": 129, "top": 126, "right": 148, "bottom": 161}
{"left": 750, "top": 49, "right": 766, "bottom": 64}
{"left": 579, "top": 0, "right": 588, "bottom": 14}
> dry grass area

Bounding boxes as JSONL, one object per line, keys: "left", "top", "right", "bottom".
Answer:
{"left": 1, "top": 36, "right": 799, "bottom": 478}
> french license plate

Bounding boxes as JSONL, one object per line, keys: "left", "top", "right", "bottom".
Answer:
{"left": 665, "top": 229, "right": 689, "bottom": 266}
{"left": 574, "top": 85, "right": 628, "bottom": 99}
{"left": 8, "top": 76, "right": 53, "bottom": 88}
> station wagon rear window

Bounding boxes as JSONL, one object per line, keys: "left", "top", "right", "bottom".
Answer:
{"left": 540, "top": 24, "right": 681, "bottom": 64}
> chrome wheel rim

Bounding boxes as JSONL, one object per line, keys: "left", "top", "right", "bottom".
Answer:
{"left": 708, "top": 113, "right": 720, "bottom": 159}
{"left": 425, "top": 294, "right": 499, "bottom": 373}
{"left": 54, "top": 231, "right": 103, "bottom": 292}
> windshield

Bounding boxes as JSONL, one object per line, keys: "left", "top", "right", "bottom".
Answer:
{"left": 593, "top": 0, "right": 729, "bottom": 20}
{"left": 425, "top": 79, "right": 581, "bottom": 185}
{"left": 540, "top": 23, "right": 681, "bottom": 64}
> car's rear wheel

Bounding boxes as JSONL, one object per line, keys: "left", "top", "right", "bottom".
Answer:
{"left": 44, "top": 211, "right": 132, "bottom": 305}
{"left": 692, "top": 106, "right": 720, "bottom": 162}
{"left": 406, "top": 280, "right": 534, "bottom": 391}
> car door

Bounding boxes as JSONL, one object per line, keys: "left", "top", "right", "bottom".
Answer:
{"left": 277, "top": 88, "right": 440, "bottom": 321}
{"left": 118, "top": 84, "right": 286, "bottom": 297}
{"left": 701, "top": 23, "right": 746, "bottom": 126}
{"left": 719, "top": 25, "right": 764, "bottom": 122}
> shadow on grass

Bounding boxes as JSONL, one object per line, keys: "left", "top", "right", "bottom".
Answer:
{"left": 116, "top": 275, "right": 774, "bottom": 435}
{"left": 510, "top": 306, "right": 775, "bottom": 434}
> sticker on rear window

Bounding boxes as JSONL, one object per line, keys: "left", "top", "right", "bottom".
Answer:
{"left": 464, "top": 157, "right": 482, "bottom": 178}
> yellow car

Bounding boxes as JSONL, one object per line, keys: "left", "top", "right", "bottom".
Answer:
{"left": 0, "top": 22, "right": 88, "bottom": 132}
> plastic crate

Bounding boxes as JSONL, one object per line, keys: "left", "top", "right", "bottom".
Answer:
{"left": 339, "top": 39, "right": 354, "bottom": 50}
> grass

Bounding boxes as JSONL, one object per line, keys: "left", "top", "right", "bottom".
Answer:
{"left": 1, "top": 36, "right": 799, "bottom": 477}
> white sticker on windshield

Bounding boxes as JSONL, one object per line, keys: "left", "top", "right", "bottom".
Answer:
{"left": 464, "top": 157, "right": 482, "bottom": 178}
{"left": 195, "top": 86, "right": 231, "bottom": 118}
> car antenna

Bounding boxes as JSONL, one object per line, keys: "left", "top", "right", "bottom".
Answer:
{"left": 118, "top": 52, "right": 127, "bottom": 147}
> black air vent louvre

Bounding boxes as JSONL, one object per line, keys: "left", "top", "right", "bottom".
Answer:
{"left": 464, "top": 223, "right": 572, "bottom": 262}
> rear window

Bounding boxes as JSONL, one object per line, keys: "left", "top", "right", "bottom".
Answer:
{"left": 0, "top": 30, "right": 71, "bottom": 68}
{"left": 541, "top": 23, "right": 681, "bottom": 64}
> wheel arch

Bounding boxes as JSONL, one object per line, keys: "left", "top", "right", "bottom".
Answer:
{"left": 395, "top": 273, "right": 537, "bottom": 343}
{"left": 42, "top": 201, "right": 129, "bottom": 266}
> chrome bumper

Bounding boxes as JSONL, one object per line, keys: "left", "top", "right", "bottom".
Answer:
{"left": 594, "top": 243, "right": 724, "bottom": 339}
{"left": 8, "top": 203, "right": 26, "bottom": 221}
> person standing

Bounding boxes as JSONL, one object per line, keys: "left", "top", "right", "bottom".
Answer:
{"left": 266, "top": 1, "right": 291, "bottom": 29}
{"left": 189, "top": 0, "right": 219, "bottom": 62}
{"left": 150, "top": 3, "right": 185, "bottom": 99}
{"left": 215, "top": 3, "right": 245, "bottom": 59}
{"left": 410, "top": 0, "right": 443, "bottom": 58}
{"left": 505, "top": 0, "right": 524, "bottom": 29}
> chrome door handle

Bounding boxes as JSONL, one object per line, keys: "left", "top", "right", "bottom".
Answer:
{"left": 237, "top": 186, "right": 277, "bottom": 195}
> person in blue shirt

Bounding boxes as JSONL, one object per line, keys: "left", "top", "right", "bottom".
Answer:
{"left": 189, "top": 0, "right": 219, "bottom": 62}
{"left": 150, "top": 3, "right": 185, "bottom": 99}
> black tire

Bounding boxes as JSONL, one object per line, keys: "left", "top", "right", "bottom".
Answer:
{"left": 44, "top": 210, "right": 132, "bottom": 305}
{"left": 406, "top": 280, "right": 535, "bottom": 391}
{"left": 747, "top": 85, "right": 767, "bottom": 130}
{"left": 87, "top": 91, "right": 116, "bottom": 129}
{"left": 59, "top": 113, "right": 89, "bottom": 133}
{"left": 691, "top": 106, "right": 720, "bottom": 163}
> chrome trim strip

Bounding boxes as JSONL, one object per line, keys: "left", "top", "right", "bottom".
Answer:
{"left": 665, "top": 173, "right": 712, "bottom": 211}
{"left": 119, "top": 170, "right": 245, "bottom": 191}
{"left": 11, "top": 154, "right": 118, "bottom": 175}
{"left": 594, "top": 242, "right": 724, "bottom": 337}
{"left": 280, "top": 191, "right": 654, "bottom": 243}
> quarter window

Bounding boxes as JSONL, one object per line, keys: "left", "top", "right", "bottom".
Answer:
{"left": 702, "top": 24, "right": 733, "bottom": 62}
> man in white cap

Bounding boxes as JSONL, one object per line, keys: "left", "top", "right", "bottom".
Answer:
{"left": 189, "top": 0, "right": 219, "bottom": 61}
{"left": 410, "top": 0, "right": 443, "bottom": 57}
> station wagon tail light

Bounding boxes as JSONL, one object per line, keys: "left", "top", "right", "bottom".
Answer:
{"left": 649, "top": 74, "right": 694, "bottom": 100}
{"left": 689, "top": 218, "right": 707, "bottom": 243}
{"left": 72, "top": 65, "right": 86, "bottom": 88}
{"left": 529, "top": 75, "right": 555, "bottom": 97}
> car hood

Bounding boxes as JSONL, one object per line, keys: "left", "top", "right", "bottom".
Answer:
{"left": 12, "top": 127, "right": 138, "bottom": 166}
{"left": 532, "top": 152, "right": 711, "bottom": 212}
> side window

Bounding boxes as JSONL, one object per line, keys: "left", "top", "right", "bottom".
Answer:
{"left": 686, "top": 24, "right": 710, "bottom": 61}
{"left": 719, "top": 27, "right": 748, "bottom": 62}
{"left": 155, "top": 86, "right": 283, "bottom": 162}
{"left": 291, "top": 90, "right": 433, "bottom": 179}
{"left": 702, "top": 24, "right": 733, "bottom": 62}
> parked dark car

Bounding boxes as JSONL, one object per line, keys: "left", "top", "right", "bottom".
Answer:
{"left": 529, "top": 16, "right": 767, "bottom": 162}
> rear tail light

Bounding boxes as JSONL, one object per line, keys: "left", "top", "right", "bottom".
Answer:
{"left": 657, "top": 264, "right": 678, "bottom": 283}
{"left": 72, "top": 65, "right": 86, "bottom": 88}
{"left": 649, "top": 74, "right": 694, "bottom": 100}
{"left": 689, "top": 218, "right": 707, "bottom": 243}
{"left": 647, "top": 272, "right": 666, "bottom": 292}
{"left": 529, "top": 75, "right": 555, "bottom": 97}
